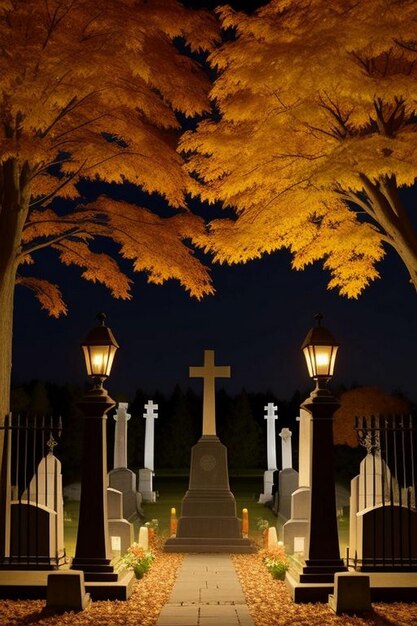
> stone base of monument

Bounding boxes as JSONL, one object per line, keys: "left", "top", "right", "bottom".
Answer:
{"left": 138, "top": 468, "right": 157, "bottom": 503}
{"left": 164, "top": 436, "right": 255, "bottom": 553}
{"left": 277, "top": 468, "right": 299, "bottom": 522}
{"left": 258, "top": 469, "right": 275, "bottom": 504}
{"left": 282, "top": 486, "right": 310, "bottom": 555}
{"left": 0, "top": 568, "right": 135, "bottom": 601}
{"left": 108, "top": 467, "right": 143, "bottom": 521}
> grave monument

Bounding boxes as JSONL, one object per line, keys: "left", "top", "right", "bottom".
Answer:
{"left": 277, "top": 427, "right": 299, "bottom": 522}
{"left": 259, "top": 403, "right": 278, "bottom": 504}
{"left": 165, "top": 350, "right": 254, "bottom": 553}
{"left": 11, "top": 439, "right": 65, "bottom": 567}
{"left": 282, "top": 407, "right": 312, "bottom": 554}
{"left": 108, "top": 403, "right": 142, "bottom": 521}
{"left": 138, "top": 400, "right": 158, "bottom": 502}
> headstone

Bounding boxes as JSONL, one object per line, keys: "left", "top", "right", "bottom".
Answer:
{"left": 108, "top": 467, "right": 142, "bottom": 522}
{"left": 358, "top": 452, "right": 393, "bottom": 510}
{"left": 348, "top": 447, "right": 417, "bottom": 567}
{"left": 47, "top": 571, "right": 91, "bottom": 611}
{"left": 12, "top": 450, "right": 65, "bottom": 566}
{"left": 138, "top": 401, "right": 158, "bottom": 502}
{"left": 278, "top": 468, "right": 299, "bottom": 522}
{"left": 107, "top": 487, "right": 134, "bottom": 556}
{"left": 277, "top": 427, "right": 298, "bottom": 521}
{"left": 267, "top": 526, "right": 278, "bottom": 548}
{"left": 259, "top": 403, "right": 278, "bottom": 504}
{"left": 282, "top": 408, "right": 311, "bottom": 554}
{"left": 138, "top": 526, "right": 149, "bottom": 551}
{"left": 10, "top": 502, "right": 60, "bottom": 566}
{"left": 279, "top": 428, "right": 293, "bottom": 469}
{"left": 165, "top": 350, "right": 255, "bottom": 553}
{"left": 138, "top": 468, "right": 156, "bottom": 503}
{"left": 113, "top": 402, "right": 130, "bottom": 469}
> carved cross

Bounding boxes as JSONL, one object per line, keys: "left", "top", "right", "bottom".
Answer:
{"left": 189, "top": 350, "right": 231, "bottom": 436}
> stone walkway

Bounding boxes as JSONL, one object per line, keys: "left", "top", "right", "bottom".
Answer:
{"left": 156, "top": 554, "right": 255, "bottom": 626}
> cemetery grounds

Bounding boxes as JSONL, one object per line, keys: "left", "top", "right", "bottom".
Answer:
{"left": 0, "top": 474, "right": 416, "bottom": 626}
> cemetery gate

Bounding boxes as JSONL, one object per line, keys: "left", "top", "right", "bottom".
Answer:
{"left": 349, "top": 414, "right": 417, "bottom": 571}
{"left": 0, "top": 413, "right": 65, "bottom": 569}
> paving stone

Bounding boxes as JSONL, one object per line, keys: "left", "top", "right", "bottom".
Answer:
{"left": 156, "top": 554, "right": 255, "bottom": 626}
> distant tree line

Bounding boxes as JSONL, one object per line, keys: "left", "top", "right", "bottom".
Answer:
{"left": 10, "top": 380, "right": 303, "bottom": 481}
{"left": 10, "top": 380, "right": 413, "bottom": 487}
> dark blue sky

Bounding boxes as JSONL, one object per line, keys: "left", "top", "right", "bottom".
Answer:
{"left": 13, "top": 235, "right": 417, "bottom": 403}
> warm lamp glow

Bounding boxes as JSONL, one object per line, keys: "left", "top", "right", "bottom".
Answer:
{"left": 81, "top": 313, "right": 119, "bottom": 380}
{"left": 301, "top": 314, "right": 339, "bottom": 380}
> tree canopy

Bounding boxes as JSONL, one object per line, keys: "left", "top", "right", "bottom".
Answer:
{"left": 1, "top": 0, "right": 218, "bottom": 315}
{"left": 182, "top": 0, "right": 417, "bottom": 298}
{"left": 0, "top": 0, "right": 218, "bottom": 426}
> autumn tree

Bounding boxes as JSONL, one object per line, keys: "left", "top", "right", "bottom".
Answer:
{"left": 333, "top": 386, "right": 411, "bottom": 447}
{"left": 0, "top": 0, "right": 218, "bottom": 425}
{"left": 182, "top": 1, "right": 417, "bottom": 299}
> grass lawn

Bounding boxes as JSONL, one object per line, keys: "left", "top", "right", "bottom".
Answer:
{"left": 64, "top": 474, "right": 350, "bottom": 558}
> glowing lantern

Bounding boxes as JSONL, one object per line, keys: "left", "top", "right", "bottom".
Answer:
{"left": 81, "top": 312, "right": 119, "bottom": 380}
{"left": 301, "top": 314, "right": 339, "bottom": 381}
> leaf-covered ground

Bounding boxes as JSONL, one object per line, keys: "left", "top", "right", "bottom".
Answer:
{"left": 232, "top": 553, "right": 417, "bottom": 626}
{"left": 1, "top": 544, "right": 417, "bottom": 626}
{"left": 0, "top": 538, "right": 183, "bottom": 626}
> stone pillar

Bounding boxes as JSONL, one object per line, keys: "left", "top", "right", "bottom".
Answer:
{"left": 297, "top": 408, "right": 312, "bottom": 487}
{"left": 143, "top": 401, "right": 158, "bottom": 472}
{"left": 265, "top": 403, "right": 278, "bottom": 470}
{"left": 113, "top": 403, "right": 130, "bottom": 470}
{"left": 282, "top": 408, "right": 311, "bottom": 555}
{"left": 279, "top": 428, "right": 293, "bottom": 469}
{"left": 259, "top": 403, "right": 278, "bottom": 504}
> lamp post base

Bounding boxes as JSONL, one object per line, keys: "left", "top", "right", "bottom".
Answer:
{"left": 285, "top": 569, "right": 335, "bottom": 603}
{"left": 299, "top": 559, "right": 347, "bottom": 583}
{"left": 70, "top": 557, "right": 118, "bottom": 582}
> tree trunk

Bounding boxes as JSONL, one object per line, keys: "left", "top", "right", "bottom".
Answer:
{"left": 0, "top": 158, "right": 30, "bottom": 459}
{"left": 358, "top": 174, "right": 417, "bottom": 292}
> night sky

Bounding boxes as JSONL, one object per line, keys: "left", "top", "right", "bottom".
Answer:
{"left": 13, "top": 225, "right": 417, "bottom": 403}
{"left": 11, "top": 1, "right": 417, "bottom": 404}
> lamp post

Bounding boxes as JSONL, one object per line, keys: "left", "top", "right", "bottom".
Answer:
{"left": 299, "top": 313, "right": 347, "bottom": 583}
{"left": 71, "top": 313, "right": 119, "bottom": 581}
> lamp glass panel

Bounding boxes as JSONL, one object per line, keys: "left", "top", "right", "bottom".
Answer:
{"left": 303, "top": 346, "right": 315, "bottom": 378}
{"left": 83, "top": 345, "right": 116, "bottom": 377}
{"left": 303, "top": 344, "right": 338, "bottom": 378}
{"left": 329, "top": 345, "right": 338, "bottom": 377}
{"left": 82, "top": 345, "right": 93, "bottom": 377}
{"left": 314, "top": 345, "right": 332, "bottom": 377}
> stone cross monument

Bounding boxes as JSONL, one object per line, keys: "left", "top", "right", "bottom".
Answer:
{"left": 109, "top": 403, "right": 143, "bottom": 520}
{"left": 139, "top": 400, "right": 159, "bottom": 502}
{"left": 189, "top": 350, "right": 230, "bottom": 436}
{"left": 277, "top": 426, "right": 298, "bottom": 522}
{"left": 113, "top": 402, "right": 130, "bottom": 469}
{"left": 265, "top": 402, "right": 278, "bottom": 470}
{"left": 165, "top": 349, "right": 254, "bottom": 553}
{"left": 259, "top": 402, "right": 278, "bottom": 504}
{"left": 143, "top": 400, "right": 158, "bottom": 472}
{"left": 279, "top": 427, "right": 293, "bottom": 469}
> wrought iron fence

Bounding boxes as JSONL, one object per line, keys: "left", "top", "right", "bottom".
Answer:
{"left": 0, "top": 413, "right": 65, "bottom": 569}
{"left": 349, "top": 415, "right": 417, "bottom": 571}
